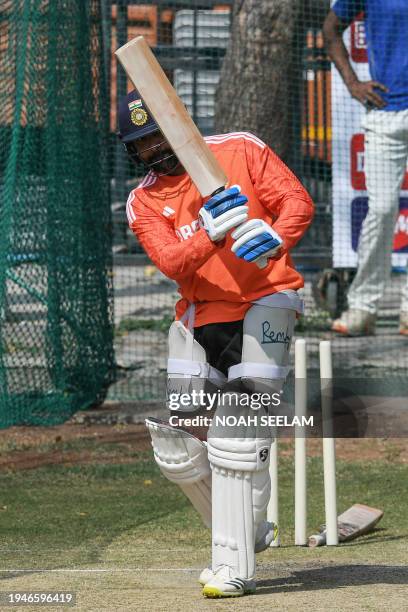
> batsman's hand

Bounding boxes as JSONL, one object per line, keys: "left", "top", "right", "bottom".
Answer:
{"left": 231, "top": 219, "right": 282, "bottom": 266}
{"left": 198, "top": 185, "right": 249, "bottom": 242}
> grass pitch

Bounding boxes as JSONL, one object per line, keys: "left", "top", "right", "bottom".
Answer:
{"left": 0, "top": 432, "right": 406, "bottom": 611}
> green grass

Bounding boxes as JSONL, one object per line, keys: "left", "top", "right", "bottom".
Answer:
{"left": 0, "top": 447, "right": 407, "bottom": 575}
{"left": 0, "top": 443, "right": 407, "bottom": 611}
{"left": 115, "top": 315, "right": 172, "bottom": 336}
{"left": 0, "top": 452, "right": 181, "bottom": 572}
{"left": 295, "top": 310, "right": 332, "bottom": 332}
{"left": 0, "top": 432, "right": 137, "bottom": 456}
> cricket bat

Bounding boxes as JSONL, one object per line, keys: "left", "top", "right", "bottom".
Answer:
{"left": 115, "top": 36, "right": 268, "bottom": 268}
{"left": 115, "top": 36, "right": 226, "bottom": 198}
{"left": 308, "top": 504, "right": 384, "bottom": 547}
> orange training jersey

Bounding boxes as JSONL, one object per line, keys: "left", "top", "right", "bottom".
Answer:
{"left": 126, "top": 132, "right": 314, "bottom": 327}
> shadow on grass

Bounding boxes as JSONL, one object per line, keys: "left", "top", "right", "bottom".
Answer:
{"left": 257, "top": 564, "right": 408, "bottom": 594}
{"left": 343, "top": 531, "right": 408, "bottom": 546}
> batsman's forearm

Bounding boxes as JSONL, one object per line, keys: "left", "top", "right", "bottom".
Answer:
{"left": 272, "top": 192, "right": 314, "bottom": 251}
{"left": 134, "top": 222, "right": 220, "bottom": 282}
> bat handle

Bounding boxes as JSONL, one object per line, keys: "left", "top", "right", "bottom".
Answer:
{"left": 256, "top": 256, "right": 268, "bottom": 269}
{"left": 210, "top": 186, "right": 226, "bottom": 197}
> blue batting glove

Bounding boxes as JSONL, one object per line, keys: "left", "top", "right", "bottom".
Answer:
{"left": 231, "top": 219, "right": 283, "bottom": 264}
{"left": 198, "top": 185, "right": 249, "bottom": 241}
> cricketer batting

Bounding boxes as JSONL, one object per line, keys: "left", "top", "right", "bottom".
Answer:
{"left": 117, "top": 88, "right": 314, "bottom": 598}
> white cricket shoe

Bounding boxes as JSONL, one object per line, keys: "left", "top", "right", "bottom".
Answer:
{"left": 202, "top": 565, "right": 256, "bottom": 598}
{"left": 198, "top": 520, "right": 278, "bottom": 585}
{"left": 331, "top": 308, "right": 376, "bottom": 336}
{"left": 399, "top": 311, "right": 408, "bottom": 336}
{"left": 199, "top": 566, "right": 214, "bottom": 586}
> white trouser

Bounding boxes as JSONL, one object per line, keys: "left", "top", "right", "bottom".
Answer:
{"left": 348, "top": 108, "right": 408, "bottom": 314}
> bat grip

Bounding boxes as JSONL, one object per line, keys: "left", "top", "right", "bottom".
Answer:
{"left": 256, "top": 257, "right": 268, "bottom": 269}
{"left": 210, "top": 186, "right": 226, "bottom": 197}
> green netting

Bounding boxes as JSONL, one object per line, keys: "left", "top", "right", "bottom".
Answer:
{"left": 0, "top": 0, "right": 114, "bottom": 427}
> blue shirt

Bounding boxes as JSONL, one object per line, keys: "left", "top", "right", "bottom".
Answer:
{"left": 332, "top": 0, "right": 408, "bottom": 110}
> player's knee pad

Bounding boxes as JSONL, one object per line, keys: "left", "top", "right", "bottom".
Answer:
{"left": 227, "top": 291, "right": 302, "bottom": 395}
{"left": 207, "top": 404, "right": 272, "bottom": 579}
{"left": 167, "top": 321, "right": 226, "bottom": 412}
{"left": 145, "top": 417, "right": 212, "bottom": 527}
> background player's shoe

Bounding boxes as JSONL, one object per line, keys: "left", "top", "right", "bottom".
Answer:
{"left": 399, "top": 312, "right": 408, "bottom": 336}
{"left": 198, "top": 520, "right": 278, "bottom": 586}
{"left": 331, "top": 309, "right": 376, "bottom": 336}
{"left": 202, "top": 565, "right": 256, "bottom": 598}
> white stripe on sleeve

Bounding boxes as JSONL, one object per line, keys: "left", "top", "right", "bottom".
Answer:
{"left": 126, "top": 191, "right": 137, "bottom": 224}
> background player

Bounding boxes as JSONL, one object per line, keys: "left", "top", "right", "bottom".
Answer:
{"left": 324, "top": 0, "right": 408, "bottom": 336}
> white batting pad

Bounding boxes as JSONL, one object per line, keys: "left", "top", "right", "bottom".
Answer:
{"left": 228, "top": 301, "right": 296, "bottom": 394}
{"left": 145, "top": 418, "right": 212, "bottom": 527}
{"left": 167, "top": 321, "right": 226, "bottom": 411}
{"left": 207, "top": 431, "right": 271, "bottom": 579}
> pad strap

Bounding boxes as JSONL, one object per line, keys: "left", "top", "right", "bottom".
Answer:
{"left": 253, "top": 290, "right": 304, "bottom": 313}
{"left": 208, "top": 437, "right": 271, "bottom": 471}
{"left": 168, "top": 358, "right": 226, "bottom": 385}
{"left": 228, "top": 362, "right": 290, "bottom": 382}
{"left": 179, "top": 303, "right": 195, "bottom": 361}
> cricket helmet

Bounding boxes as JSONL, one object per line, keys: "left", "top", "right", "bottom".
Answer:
{"left": 117, "top": 89, "right": 159, "bottom": 142}
{"left": 117, "top": 89, "right": 181, "bottom": 175}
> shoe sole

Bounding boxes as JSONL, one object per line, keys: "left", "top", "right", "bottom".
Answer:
{"left": 202, "top": 586, "right": 243, "bottom": 598}
{"left": 202, "top": 585, "right": 256, "bottom": 598}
